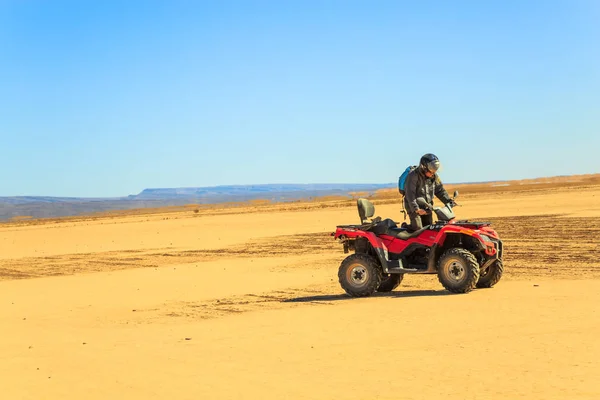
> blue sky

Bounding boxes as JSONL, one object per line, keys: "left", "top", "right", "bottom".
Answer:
{"left": 1, "top": 0, "right": 599, "bottom": 197}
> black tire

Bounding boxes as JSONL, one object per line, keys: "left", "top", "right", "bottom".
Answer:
{"left": 476, "top": 259, "right": 504, "bottom": 288}
{"left": 338, "top": 254, "right": 382, "bottom": 297}
{"left": 377, "top": 274, "right": 404, "bottom": 292}
{"left": 437, "top": 248, "right": 480, "bottom": 293}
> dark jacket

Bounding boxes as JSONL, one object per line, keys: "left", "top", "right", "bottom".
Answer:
{"left": 403, "top": 168, "right": 451, "bottom": 214}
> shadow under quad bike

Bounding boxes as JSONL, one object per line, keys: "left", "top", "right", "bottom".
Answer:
{"left": 331, "top": 191, "right": 504, "bottom": 297}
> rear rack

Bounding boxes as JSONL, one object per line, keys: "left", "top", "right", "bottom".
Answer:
{"left": 453, "top": 220, "right": 491, "bottom": 228}
{"left": 336, "top": 223, "right": 376, "bottom": 231}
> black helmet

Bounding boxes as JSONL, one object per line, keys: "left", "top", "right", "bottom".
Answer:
{"left": 420, "top": 153, "right": 440, "bottom": 173}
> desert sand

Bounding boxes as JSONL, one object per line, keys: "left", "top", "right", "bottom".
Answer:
{"left": 1, "top": 178, "right": 600, "bottom": 399}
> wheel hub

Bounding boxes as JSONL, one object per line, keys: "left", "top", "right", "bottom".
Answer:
{"left": 446, "top": 260, "right": 466, "bottom": 282}
{"left": 350, "top": 265, "right": 368, "bottom": 285}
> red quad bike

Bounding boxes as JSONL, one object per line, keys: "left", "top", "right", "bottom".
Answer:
{"left": 332, "top": 191, "right": 504, "bottom": 296}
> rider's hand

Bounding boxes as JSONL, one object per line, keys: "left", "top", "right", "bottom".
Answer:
{"left": 416, "top": 209, "right": 428, "bottom": 216}
{"left": 447, "top": 200, "right": 457, "bottom": 207}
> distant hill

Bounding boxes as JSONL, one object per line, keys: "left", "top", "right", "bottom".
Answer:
{"left": 5, "top": 173, "right": 598, "bottom": 222}
{"left": 0, "top": 183, "right": 395, "bottom": 221}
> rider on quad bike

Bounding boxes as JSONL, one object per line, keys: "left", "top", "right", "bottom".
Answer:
{"left": 332, "top": 192, "right": 504, "bottom": 297}
{"left": 404, "top": 153, "right": 454, "bottom": 231}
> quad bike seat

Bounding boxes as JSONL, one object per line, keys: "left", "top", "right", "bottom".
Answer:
{"left": 355, "top": 198, "right": 428, "bottom": 240}
{"left": 384, "top": 226, "right": 429, "bottom": 240}
{"left": 366, "top": 218, "right": 429, "bottom": 240}
{"left": 367, "top": 218, "right": 396, "bottom": 235}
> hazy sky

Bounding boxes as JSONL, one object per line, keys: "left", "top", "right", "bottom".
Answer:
{"left": 1, "top": 0, "right": 599, "bottom": 197}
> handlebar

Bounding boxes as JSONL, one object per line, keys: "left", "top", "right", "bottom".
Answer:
{"left": 416, "top": 197, "right": 459, "bottom": 211}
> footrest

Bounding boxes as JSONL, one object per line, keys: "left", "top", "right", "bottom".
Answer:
{"left": 388, "top": 267, "right": 419, "bottom": 273}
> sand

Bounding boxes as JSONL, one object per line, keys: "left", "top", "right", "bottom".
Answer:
{"left": 1, "top": 180, "right": 599, "bottom": 399}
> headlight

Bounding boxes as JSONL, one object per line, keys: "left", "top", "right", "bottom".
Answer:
{"left": 479, "top": 234, "right": 493, "bottom": 244}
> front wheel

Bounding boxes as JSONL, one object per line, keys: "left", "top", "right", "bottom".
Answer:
{"left": 437, "top": 248, "right": 480, "bottom": 293}
{"left": 338, "top": 254, "right": 382, "bottom": 297}
{"left": 476, "top": 259, "right": 504, "bottom": 288}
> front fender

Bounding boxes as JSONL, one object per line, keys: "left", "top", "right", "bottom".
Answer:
{"left": 434, "top": 229, "right": 497, "bottom": 266}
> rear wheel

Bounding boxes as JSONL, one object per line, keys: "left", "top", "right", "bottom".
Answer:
{"left": 437, "top": 248, "right": 480, "bottom": 293}
{"left": 338, "top": 254, "right": 382, "bottom": 297}
{"left": 377, "top": 274, "right": 403, "bottom": 292}
{"left": 476, "top": 259, "right": 504, "bottom": 288}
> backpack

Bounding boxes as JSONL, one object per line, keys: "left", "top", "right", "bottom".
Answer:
{"left": 398, "top": 165, "right": 417, "bottom": 195}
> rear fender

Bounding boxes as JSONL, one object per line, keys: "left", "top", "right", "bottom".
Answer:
{"left": 361, "top": 232, "right": 389, "bottom": 271}
{"left": 336, "top": 230, "right": 388, "bottom": 272}
{"left": 340, "top": 231, "right": 388, "bottom": 273}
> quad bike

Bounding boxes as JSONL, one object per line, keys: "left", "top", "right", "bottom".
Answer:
{"left": 332, "top": 191, "right": 503, "bottom": 296}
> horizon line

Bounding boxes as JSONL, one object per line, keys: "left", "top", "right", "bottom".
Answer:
{"left": 2, "top": 172, "right": 599, "bottom": 199}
